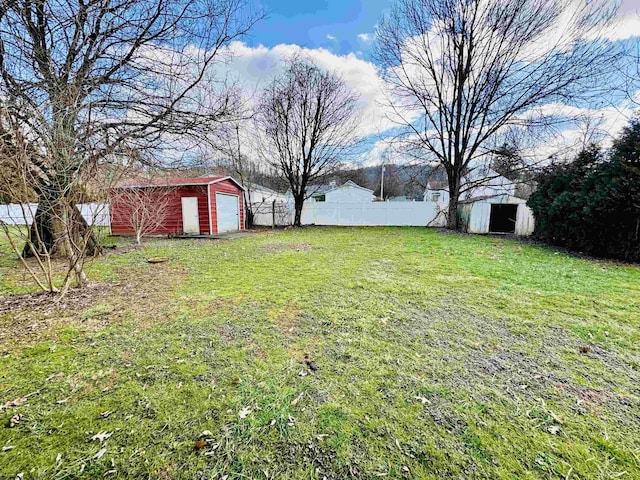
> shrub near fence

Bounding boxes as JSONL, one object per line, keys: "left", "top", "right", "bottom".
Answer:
{"left": 528, "top": 119, "right": 640, "bottom": 262}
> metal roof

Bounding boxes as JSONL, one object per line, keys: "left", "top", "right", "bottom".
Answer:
{"left": 115, "top": 176, "right": 245, "bottom": 191}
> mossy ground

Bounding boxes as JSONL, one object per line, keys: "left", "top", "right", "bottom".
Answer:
{"left": 1, "top": 227, "right": 639, "bottom": 479}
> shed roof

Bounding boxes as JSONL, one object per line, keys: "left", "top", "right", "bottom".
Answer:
{"left": 115, "top": 175, "right": 245, "bottom": 191}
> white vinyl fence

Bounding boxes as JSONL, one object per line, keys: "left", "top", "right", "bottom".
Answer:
{"left": 252, "top": 201, "right": 447, "bottom": 228}
{"left": 0, "top": 203, "right": 111, "bottom": 227}
{"left": 252, "top": 201, "right": 293, "bottom": 227}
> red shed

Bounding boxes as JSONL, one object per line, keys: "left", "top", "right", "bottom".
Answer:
{"left": 110, "top": 176, "right": 245, "bottom": 236}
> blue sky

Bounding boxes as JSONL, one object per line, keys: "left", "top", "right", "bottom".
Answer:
{"left": 247, "top": 0, "right": 389, "bottom": 58}
{"left": 224, "top": 0, "right": 640, "bottom": 166}
{"left": 248, "top": 0, "right": 640, "bottom": 58}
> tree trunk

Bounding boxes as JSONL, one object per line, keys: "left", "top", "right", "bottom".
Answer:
{"left": 243, "top": 192, "right": 254, "bottom": 228}
{"left": 293, "top": 195, "right": 304, "bottom": 227}
{"left": 245, "top": 205, "right": 254, "bottom": 228}
{"left": 23, "top": 201, "right": 103, "bottom": 258}
{"left": 446, "top": 171, "right": 462, "bottom": 231}
{"left": 447, "top": 195, "right": 460, "bottom": 230}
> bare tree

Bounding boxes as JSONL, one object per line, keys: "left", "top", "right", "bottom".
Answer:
{"left": 0, "top": 0, "right": 262, "bottom": 268}
{"left": 110, "top": 186, "right": 176, "bottom": 245}
{"left": 375, "top": 0, "right": 618, "bottom": 229}
{"left": 0, "top": 108, "right": 111, "bottom": 294}
{"left": 256, "top": 58, "right": 362, "bottom": 226}
{"left": 620, "top": 33, "right": 640, "bottom": 108}
{"left": 215, "top": 121, "right": 261, "bottom": 227}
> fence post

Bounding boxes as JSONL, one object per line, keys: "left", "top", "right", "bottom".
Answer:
{"left": 272, "top": 200, "right": 276, "bottom": 229}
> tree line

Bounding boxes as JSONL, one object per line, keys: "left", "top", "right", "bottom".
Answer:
{"left": 528, "top": 118, "right": 640, "bottom": 263}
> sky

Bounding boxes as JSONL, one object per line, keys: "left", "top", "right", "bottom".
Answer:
{"left": 219, "top": 0, "right": 640, "bottom": 167}
{"left": 246, "top": 0, "right": 386, "bottom": 58}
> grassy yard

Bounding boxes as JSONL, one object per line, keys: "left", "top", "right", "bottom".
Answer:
{"left": 1, "top": 227, "right": 639, "bottom": 479}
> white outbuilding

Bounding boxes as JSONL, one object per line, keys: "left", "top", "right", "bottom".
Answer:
{"left": 460, "top": 194, "right": 535, "bottom": 236}
{"left": 294, "top": 180, "right": 375, "bottom": 203}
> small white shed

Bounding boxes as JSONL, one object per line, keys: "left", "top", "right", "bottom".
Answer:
{"left": 461, "top": 195, "right": 535, "bottom": 236}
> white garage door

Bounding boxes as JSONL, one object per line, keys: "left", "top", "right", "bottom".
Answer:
{"left": 216, "top": 193, "right": 240, "bottom": 233}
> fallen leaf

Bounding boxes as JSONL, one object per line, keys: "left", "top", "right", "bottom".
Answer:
{"left": 56, "top": 453, "right": 62, "bottom": 465}
{"left": 238, "top": 406, "right": 253, "bottom": 419}
{"left": 414, "top": 396, "right": 431, "bottom": 405}
{"left": 194, "top": 439, "right": 207, "bottom": 450}
{"left": 290, "top": 392, "right": 304, "bottom": 407}
{"left": 91, "top": 431, "right": 113, "bottom": 442}
{"left": 99, "top": 411, "right": 113, "bottom": 419}
{"left": 93, "top": 447, "right": 107, "bottom": 460}
{"left": 9, "top": 414, "right": 22, "bottom": 428}
{"left": 2, "top": 446, "right": 15, "bottom": 452}
{"left": 1, "top": 397, "right": 27, "bottom": 410}
{"left": 203, "top": 443, "right": 221, "bottom": 455}
{"left": 547, "top": 425, "right": 561, "bottom": 435}
{"left": 580, "top": 346, "right": 590, "bottom": 354}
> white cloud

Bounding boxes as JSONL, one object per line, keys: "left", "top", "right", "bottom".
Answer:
{"left": 534, "top": 102, "right": 637, "bottom": 158}
{"left": 587, "top": 12, "right": 640, "bottom": 42}
{"left": 357, "top": 33, "right": 373, "bottom": 43}
{"left": 220, "top": 42, "right": 402, "bottom": 138}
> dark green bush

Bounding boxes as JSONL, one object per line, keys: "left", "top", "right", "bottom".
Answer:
{"left": 528, "top": 119, "right": 640, "bottom": 262}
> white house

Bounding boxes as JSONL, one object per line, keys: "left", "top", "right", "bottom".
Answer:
{"left": 423, "top": 168, "right": 516, "bottom": 203}
{"left": 462, "top": 167, "right": 516, "bottom": 200}
{"left": 423, "top": 180, "right": 450, "bottom": 204}
{"left": 289, "top": 180, "right": 374, "bottom": 203}
{"left": 247, "top": 184, "right": 287, "bottom": 204}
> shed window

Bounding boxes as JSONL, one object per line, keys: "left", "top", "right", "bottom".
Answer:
{"left": 314, "top": 194, "right": 326, "bottom": 202}
{"left": 430, "top": 192, "right": 441, "bottom": 201}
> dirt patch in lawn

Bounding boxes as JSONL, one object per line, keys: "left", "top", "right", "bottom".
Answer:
{"left": 399, "top": 305, "right": 640, "bottom": 418}
{"left": 263, "top": 242, "right": 313, "bottom": 253}
{"left": 0, "top": 262, "right": 186, "bottom": 350}
{"left": 0, "top": 283, "right": 116, "bottom": 315}
{"left": 269, "top": 304, "right": 301, "bottom": 337}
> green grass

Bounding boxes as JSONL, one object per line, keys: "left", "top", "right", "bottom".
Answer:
{"left": 1, "top": 227, "right": 639, "bottom": 479}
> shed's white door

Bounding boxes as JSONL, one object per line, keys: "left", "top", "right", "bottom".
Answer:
{"left": 181, "top": 197, "right": 200, "bottom": 234}
{"left": 216, "top": 193, "right": 239, "bottom": 233}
